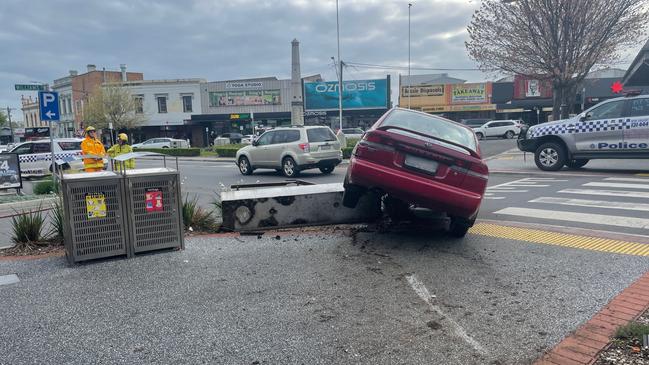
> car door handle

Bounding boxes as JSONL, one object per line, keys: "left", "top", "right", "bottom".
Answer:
{"left": 566, "top": 124, "right": 577, "bottom": 131}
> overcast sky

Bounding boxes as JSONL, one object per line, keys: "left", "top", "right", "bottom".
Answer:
{"left": 1, "top": 0, "right": 645, "bottom": 121}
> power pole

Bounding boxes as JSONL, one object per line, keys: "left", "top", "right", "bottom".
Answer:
{"left": 408, "top": 3, "right": 412, "bottom": 109}
{"left": 6, "top": 107, "right": 15, "bottom": 144}
{"left": 336, "top": 0, "right": 343, "bottom": 131}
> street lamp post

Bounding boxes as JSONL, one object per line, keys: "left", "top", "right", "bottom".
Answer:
{"left": 336, "top": 0, "right": 343, "bottom": 131}
{"left": 408, "top": 3, "right": 412, "bottom": 109}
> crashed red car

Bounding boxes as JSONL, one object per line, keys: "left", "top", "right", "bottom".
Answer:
{"left": 342, "top": 108, "right": 489, "bottom": 237}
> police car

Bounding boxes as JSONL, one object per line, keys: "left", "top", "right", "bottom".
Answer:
{"left": 5, "top": 138, "right": 87, "bottom": 176}
{"left": 518, "top": 92, "right": 649, "bottom": 171}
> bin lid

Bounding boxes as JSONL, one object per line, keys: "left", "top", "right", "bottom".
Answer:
{"left": 61, "top": 171, "right": 118, "bottom": 180}
{"left": 124, "top": 167, "right": 178, "bottom": 176}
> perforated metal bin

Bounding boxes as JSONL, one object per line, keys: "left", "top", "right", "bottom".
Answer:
{"left": 60, "top": 171, "right": 129, "bottom": 264}
{"left": 123, "top": 167, "right": 184, "bottom": 254}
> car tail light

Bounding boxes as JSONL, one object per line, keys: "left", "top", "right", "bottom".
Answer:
{"left": 299, "top": 143, "right": 310, "bottom": 152}
{"left": 467, "top": 162, "right": 489, "bottom": 180}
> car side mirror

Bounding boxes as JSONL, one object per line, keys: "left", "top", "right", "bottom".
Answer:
{"left": 579, "top": 113, "right": 590, "bottom": 122}
{"left": 252, "top": 140, "right": 259, "bottom": 147}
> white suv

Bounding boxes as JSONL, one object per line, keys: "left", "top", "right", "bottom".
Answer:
{"left": 473, "top": 120, "right": 523, "bottom": 140}
{"left": 236, "top": 126, "right": 342, "bottom": 177}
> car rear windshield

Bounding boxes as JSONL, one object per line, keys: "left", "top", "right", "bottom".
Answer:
{"left": 342, "top": 128, "right": 363, "bottom": 134}
{"left": 58, "top": 141, "right": 82, "bottom": 150}
{"left": 381, "top": 109, "right": 477, "bottom": 152}
{"left": 307, "top": 128, "right": 337, "bottom": 143}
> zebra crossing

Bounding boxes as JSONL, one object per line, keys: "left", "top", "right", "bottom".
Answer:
{"left": 489, "top": 176, "right": 649, "bottom": 233}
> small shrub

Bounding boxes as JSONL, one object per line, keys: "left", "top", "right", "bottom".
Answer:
{"left": 615, "top": 322, "right": 649, "bottom": 340}
{"left": 182, "top": 194, "right": 220, "bottom": 233}
{"left": 347, "top": 138, "right": 359, "bottom": 148}
{"left": 213, "top": 145, "right": 243, "bottom": 158}
{"left": 48, "top": 200, "right": 64, "bottom": 244}
{"left": 132, "top": 148, "right": 201, "bottom": 157}
{"left": 33, "top": 178, "right": 58, "bottom": 195}
{"left": 11, "top": 207, "right": 47, "bottom": 248}
{"left": 342, "top": 147, "right": 354, "bottom": 159}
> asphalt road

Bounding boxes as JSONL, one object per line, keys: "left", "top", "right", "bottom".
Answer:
{"left": 1, "top": 228, "right": 647, "bottom": 364}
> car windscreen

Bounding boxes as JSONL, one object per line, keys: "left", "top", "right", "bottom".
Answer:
{"left": 381, "top": 109, "right": 477, "bottom": 152}
{"left": 307, "top": 128, "right": 337, "bottom": 143}
{"left": 58, "top": 141, "right": 82, "bottom": 151}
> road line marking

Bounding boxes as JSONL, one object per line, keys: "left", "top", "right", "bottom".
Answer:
{"left": 405, "top": 274, "right": 487, "bottom": 355}
{"left": 0, "top": 274, "right": 19, "bottom": 286}
{"left": 469, "top": 223, "right": 649, "bottom": 257}
{"left": 530, "top": 197, "right": 649, "bottom": 212}
{"left": 494, "top": 207, "right": 649, "bottom": 229}
{"left": 486, "top": 189, "right": 529, "bottom": 193}
{"left": 584, "top": 182, "right": 649, "bottom": 190}
{"left": 484, "top": 197, "right": 505, "bottom": 200}
{"left": 605, "top": 177, "right": 649, "bottom": 183}
{"left": 559, "top": 188, "right": 649, "bottom": 199}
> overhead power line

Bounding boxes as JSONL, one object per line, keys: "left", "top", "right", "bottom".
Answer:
{"left": 344, "top": 61, "right": 490, "bottom": 72}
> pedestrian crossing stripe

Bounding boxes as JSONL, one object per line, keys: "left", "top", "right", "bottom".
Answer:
{"left": 469, "top": 223, "right": 649, "bottom": 257}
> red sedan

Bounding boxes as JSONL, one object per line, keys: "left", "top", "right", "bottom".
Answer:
{"left": 342, "top": 108, "right": 489, "bottom": 237}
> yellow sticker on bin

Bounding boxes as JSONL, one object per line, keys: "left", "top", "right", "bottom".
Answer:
{"left": 86, "top": 193, "right": 107, "bottom": 219}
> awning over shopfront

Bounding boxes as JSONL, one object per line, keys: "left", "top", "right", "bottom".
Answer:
{"left": 496, "top": 98, "right": 553, "bottom": 112}
{"left": 623, "top": 40, "right": 649, "bottom": 87}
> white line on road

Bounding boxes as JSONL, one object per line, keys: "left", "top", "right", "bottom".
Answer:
{"left": 484, "top": 197, "right": 505, "bottom": 200}
{"left": 406, "top": 274, "right": 487, "bottom": 356}
{"left": 486, "top": 189, "right": 529, "bottom": 193}
{"left": 495, "top": 207, "right": 649, "bottom": 229}
{"left": 559, "top": 188, "right": 649, "bottom": 199}
{"left": 0, "top": 274, "right": 19, "bottom": 286}
{"left": 584, "top": 182, "right": 649, "bottom": 190}
{"left": 530, "top": 197, "right": 649, "bottom": 212}
{"left": 604, "top": 177, "right": 649, "bottom": 183}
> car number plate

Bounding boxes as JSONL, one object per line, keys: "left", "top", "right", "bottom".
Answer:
{"left": 320, "top": 145, "right": 332, "bottom": 150}
{"left": 405, "top": 155, "right": 438, "bottom": 174}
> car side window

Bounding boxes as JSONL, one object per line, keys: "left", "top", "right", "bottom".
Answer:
{"left": 286, "top": 130, "right": 300, "bottom": 143}
{"left": 272, "top": 131, "right": 287, "bottom": 144}
{"left": 256, "top": 132, "right": 273, "bottom": 146}
{"left": 628, "top": 99, "right": 649, "bottom": 117}
{"left": 12, "top": 144, "right": 32, "bottom": 155}
{"left": 587, "top": 101, "right": 625, "bottom": 120}
{"left": 32, "top": 143, "right": 51, "bottom": 153}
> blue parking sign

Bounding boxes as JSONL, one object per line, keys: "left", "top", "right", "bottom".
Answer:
{"left": 38, "top": 91, "right": 59, "bottom": 122}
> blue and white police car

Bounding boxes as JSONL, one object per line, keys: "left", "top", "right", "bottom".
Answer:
{"left": 518, "top": 92, "right": 649, "bottom": 171}
{"left": 6, "top": 138, "right": 86, "bottom": 176}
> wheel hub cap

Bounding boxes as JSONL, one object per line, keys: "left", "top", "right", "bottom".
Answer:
{"left": 539, "top": 148, "right": 558, "bottom": 166}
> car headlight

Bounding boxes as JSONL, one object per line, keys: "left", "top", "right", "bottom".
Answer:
{"left": 526, "top": 128, "right": 533, "bottom": 139}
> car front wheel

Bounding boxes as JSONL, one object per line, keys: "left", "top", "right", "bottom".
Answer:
{"left": 282, "top": 157, "right": 299, "bottom": 178}
{"left": 238, "top": 156, "right": 253, "bottom": 175}
{"left": 476, "top": 132, "right": 484, "bottom": 140}
{"left": 505, "top": 130, "right": 515, "bottom": 139}
{"left": 534, "top": 142, "right": 566, "bottom": 171}
{"left": 319, "top": 166, "right": 335, "bottom": 174}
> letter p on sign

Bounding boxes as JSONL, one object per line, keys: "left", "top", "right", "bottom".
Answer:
{"left": 38, "top": 91, "right": 59, "bottom": 121}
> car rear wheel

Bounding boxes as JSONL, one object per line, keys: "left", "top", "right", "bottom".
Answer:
{"left": 282, "top": 157, "right": 299, "bottom": 178}
{"left": 534, "top": 142, "right": 566, "bottom": 171}
{"left": 449, "top": 216, "right": 475, "bottom": 238}
{"left": 476, "top": 132, "right": 484, "bottom": 140}
{"left": 383, "top": 195, "right": 412, "bottom": 222}
{"left": 566, "top": 159, "right": 589, "bottom": 169}
{"left": 319, "top": 166, "right": 335, "bottom": 174}
{"left": 342, "top": 176, "right": 364, "bottom": 208}
{"left": 238, "top": 156, "right": 253, "bottom": 175}
{"left": 504, "top": 131, "right": 515, "bottom": 139}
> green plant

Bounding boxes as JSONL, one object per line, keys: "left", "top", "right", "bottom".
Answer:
{"left": 48, "top": 200, "right": 65, "bottom": 244}
{"left": 33, "top": 178, "right": 58, "bottom": 195}
{"left": 132, "top": 148, "right": 201, "bottom": 157}
{"left": 11, "top": 207, "right": 47, "bottom": 248}
{"left": 182, "top": 194, "right": 220, "bottom": 233}
{"left": 342, "top": 147, "right": 354, "bottom": 159}
{"left": 213, "top": 144, "right": 243, "bottom": 158}
{"left": 347, "top": 138, "right": 359, "bottom": 148}
{"left": 615, "top": 322, "right": 649, "bottom": 341}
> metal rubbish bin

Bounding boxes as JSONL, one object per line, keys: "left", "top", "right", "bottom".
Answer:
{"left": 123, "top": 167, "right": 184, "bottom": 254}
{"left": 61, "top": 171, "right": 129, "bottom": 264}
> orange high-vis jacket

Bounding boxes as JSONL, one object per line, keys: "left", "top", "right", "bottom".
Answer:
{"left": 81, "top": 136, "right": 106, "bottom": 171}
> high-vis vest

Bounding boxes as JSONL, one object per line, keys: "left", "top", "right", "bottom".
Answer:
{"left": 107, "top": 143, "right": 135, "bottom": 170}
{"left": 81, "top": 136, "right": 106, "bottom": 171}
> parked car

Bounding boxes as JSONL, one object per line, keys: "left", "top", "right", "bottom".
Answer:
{"left": 236, "top": 126, "right": 342, "bottom": 177}
{"left": 132, "top": 138, "right": 189, "bottom": 149}
{"left": 342, "top": 108, "right": 489, "bottom": 237}
{"left": 5, "top": 138, "right": 88, "bottom": 176}
{"left": 341, "top": 128, "right": 365, "bottom": 140}
{"left": 518, "top": 92, "right": 649, "bottom": 171}
{"left": 461, "top": 118, "right": 491, "bottom": 128}
{"left": 241, "top": 135, "right": 255, "bottom": 145}
{"left": 473, "top": 120, "right": 523, "bottom": 140}
{"left": 219, "top": 133, "right": 244, "bottom": 144}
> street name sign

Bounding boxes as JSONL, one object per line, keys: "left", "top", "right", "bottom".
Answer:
{"left": 38, "top": 91, "right": 60, "bottom": 122}
{"left": 15, "top": 84, "right": 46, "bottom": 91}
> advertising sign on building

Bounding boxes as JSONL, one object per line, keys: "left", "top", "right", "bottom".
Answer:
{"left": 513, "top": 75, "right": 552, "bottom": 99}
{"left": 209, "top": 90, "right": 281, "bottom": 107}
{"left": 304, "top": 78, "right": 389, "bottom": 110}
{"left": 0, "top": 153, "right": 21, "bottom": 189}
{"left": 401, "top": 84, "right": 445, "bottom": 97}
{"left": 226, "top": 81, "right": 263, "bottom": 89}
{"left": 526, "top": 80, "right": 541, "bottom": 97}
{"left": 450, "top": 83, "right": 489, "bottom": 104}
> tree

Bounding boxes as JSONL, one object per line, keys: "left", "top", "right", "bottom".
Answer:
{"left": 0, "top": 110, "right": 7, "bottom": 128}
{"left": 466, "top": 0, "right": 648, "bottom": 119}
{"left": 83, "top": 85, "right": 145, "bottom": 130}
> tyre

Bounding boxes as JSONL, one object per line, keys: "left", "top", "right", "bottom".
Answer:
{"left": 319, "top": 166, "right": 335, "bottom": 174}
{"left": 162, "top": 146, "right": 169, "bottom": 149}
{"left": 504, "top": 130, "right": 515, "bottom": 139}
{"left": 449, "top": 216, "right": 475, "bottom": 238}
{"left": 282, "top": 157, "right": 299, "bottom": 178}
{"left": 238, "top": 156, "right": 253, "bottom": 175}
{"left": 534, "top": 142, "right": 566, "bottom": 171}
{"left": 476, "top": 132, "right": 484, "bottom": 140}
{"left": 566, "top": 159, "right": 589, "bottom": 169}
{"left": 383, "top": 195, "right": 411, "bottom": 222}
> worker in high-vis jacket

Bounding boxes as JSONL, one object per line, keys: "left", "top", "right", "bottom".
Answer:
{"left": 107, "top": 133, "right": 135, "bottom": 170}
{"left": 81, "top": 126, "right": 106, "bottom": 172}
